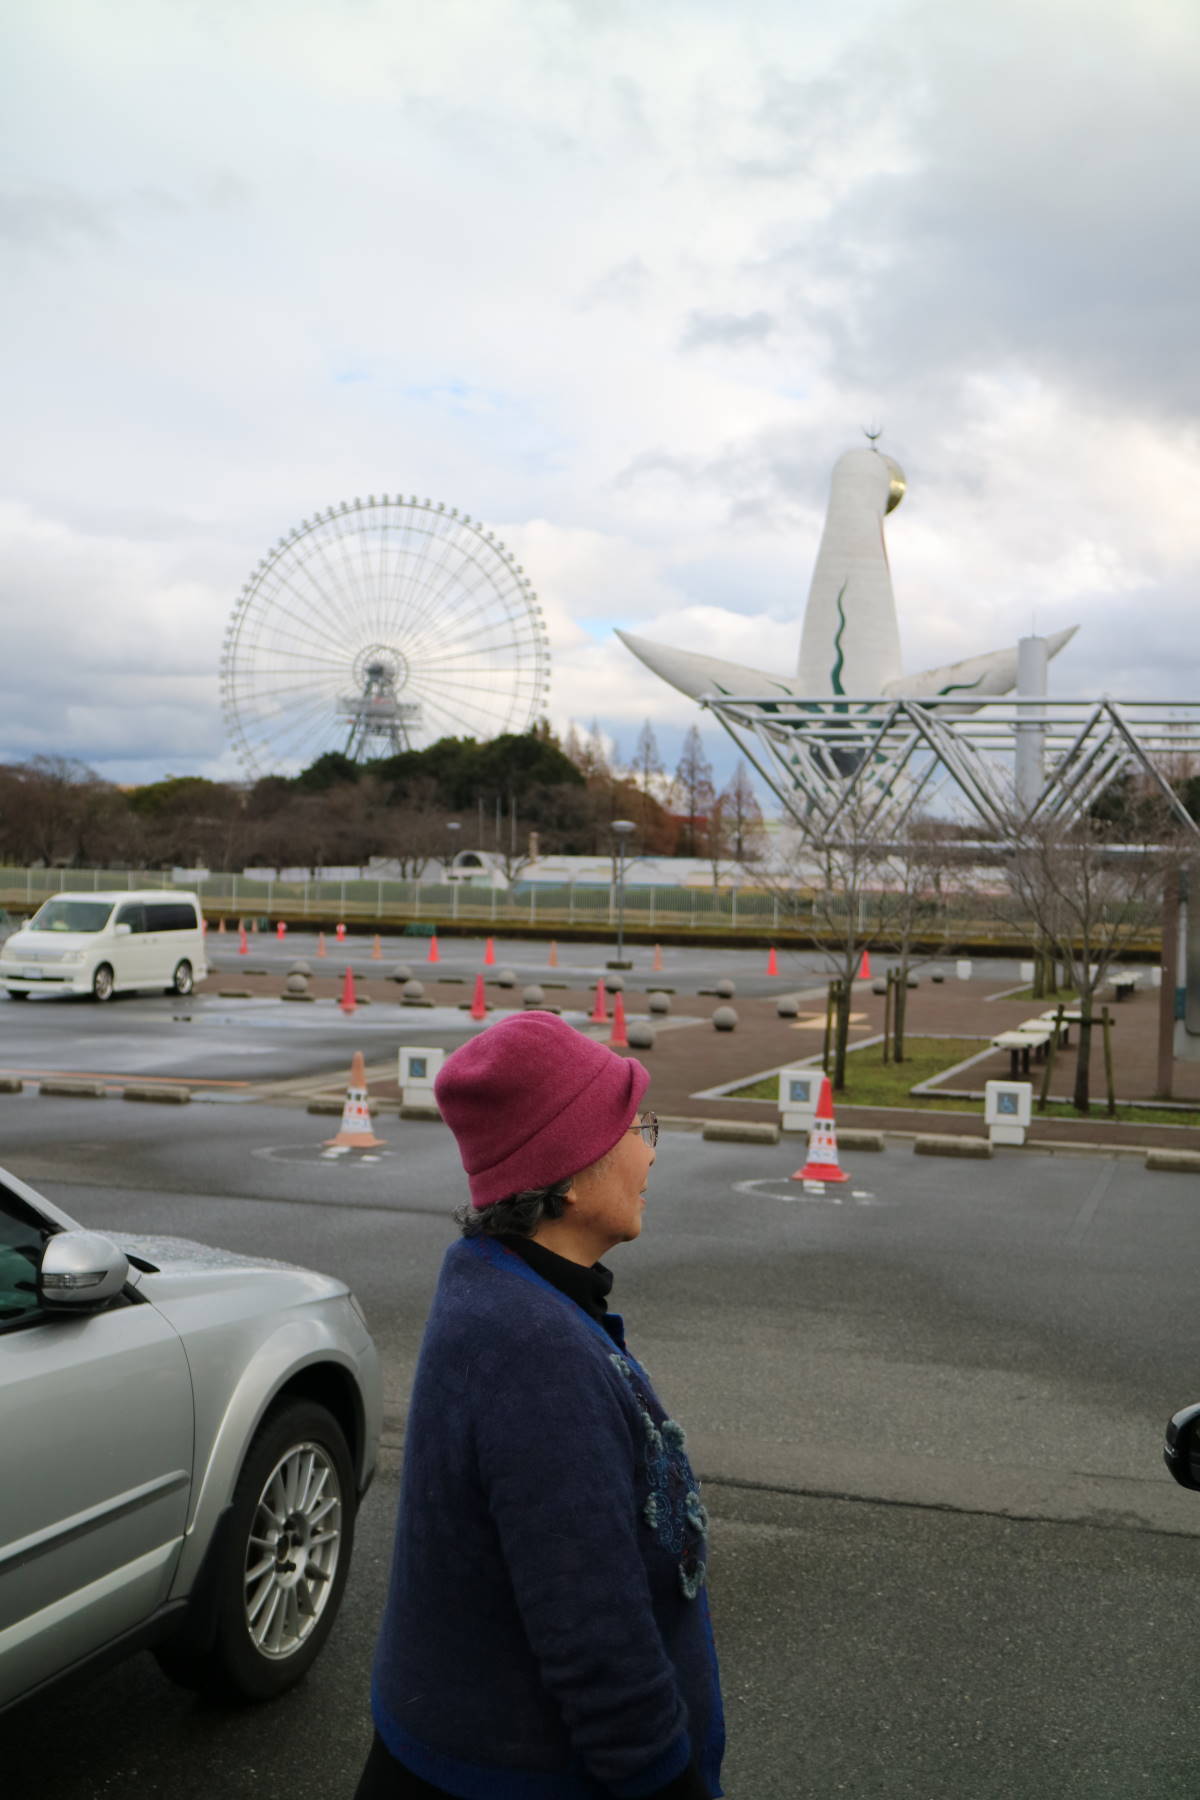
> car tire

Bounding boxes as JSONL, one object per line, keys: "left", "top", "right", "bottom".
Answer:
{"left": 157, "top": 1399, "right": 356, "bottom": 1703}
{"left": 167, "top": 959, "right": 194, "bottom": 997}
{"left": 6, "top": 990, "right": 29, "bottom": 1000}
{"left": 92, "top": 964, "right": 115, "bottom": 1003}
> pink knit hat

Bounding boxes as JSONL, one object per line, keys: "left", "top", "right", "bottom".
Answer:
{"left": 434, "top": 1011, "right": 651, "bottom": 1209}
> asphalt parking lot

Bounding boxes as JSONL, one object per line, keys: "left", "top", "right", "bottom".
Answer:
{"left": 5, "top": 942, "right": 1200, "bottom": 1795}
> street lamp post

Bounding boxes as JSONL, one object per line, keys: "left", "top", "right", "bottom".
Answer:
{"left": 609, "top": 819, "right": 636, "bottom": 970}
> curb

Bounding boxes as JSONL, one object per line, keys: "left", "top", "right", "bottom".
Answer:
{"left": 122, "top": 1085, "right": 192, "bottom": 1105}
{"left": 914, "top": 1133, "right": 993, "bottom": 1159}
{"left": 0, "top": 1076, "right": 24, "bottom": 1094}
{"left": 39, "top": 1079, "right": 109, "bottom": 1099}
{"left": 701, "top": 1121, "right": 780, "bottom": 1145}
{"left": 1145, "top": 1150, "right": 1200, "bottom": 1173}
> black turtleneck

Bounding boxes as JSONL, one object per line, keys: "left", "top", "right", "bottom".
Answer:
{"left": 498, "top": 1233, "right": 614, "bottom": 1321}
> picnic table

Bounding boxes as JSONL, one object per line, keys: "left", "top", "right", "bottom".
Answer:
{"left": 992, "top": 1026, "right": 1052, "bottom": 1077}
{"left": 1110, "top": 972, "right": 1139, "bottom": 1001}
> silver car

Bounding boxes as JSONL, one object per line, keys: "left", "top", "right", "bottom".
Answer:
{"left": 0, "top": 1164, "right": 381, "bottom": 1712}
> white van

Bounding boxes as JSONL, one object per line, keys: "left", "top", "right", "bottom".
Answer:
{"left": 0, "top": 891, "right": 207, "bottom": 1002}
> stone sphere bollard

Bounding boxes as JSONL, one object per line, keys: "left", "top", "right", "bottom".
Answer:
{"left": 712, "top": 1005, "right": 738, "bottom": 1032}
{"left": 496, "top": 967, "right": 517, "bottom": 988}
{"left": 522, "top": 984, "right": 545, "bottom": 1007}
{"left": 389, "top": 963, "right": 414, "bottom": 984}
{"left": 648, "top": 991, "right": 672, "bottom": 1015}
{"left": 604, "top": 973, "right": 625, "bottom": 993}
{"left": 776, "top": 994, "right": 799, "bottom": 1018}
{"left": 906, "top": 975, "right": 919, "bottom": 989}
{"left": 288, "top": 959, "right": 313, "bottom": 978}
{"left": 931, "top": 970, "right": 945, "bottom": 984}
{"left": 402, "top": 979, "right": 425, "bottom": 1001}
{"left": 871, "top": 978, "right": 888, "bottom": 996}
{"left": 285, "top": 971, "right": 309, "bottom": 995}
{"left": 627, "top": 1019, "right": 656, "bottom": 1050}
{"left": 715, "top": 977, "right": 736, "bottom": 999}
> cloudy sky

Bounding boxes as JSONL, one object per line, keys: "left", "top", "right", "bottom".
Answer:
{"left": 3, "top": 0, "right": 1198, "bottom": 790}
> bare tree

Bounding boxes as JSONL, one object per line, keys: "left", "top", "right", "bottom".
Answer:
{"left": 720, "top": 762, "right": 766, "bottom": 865}
{"left": 995, "top": 806, "right": 1175, "bottom": 1112}
{"left": 672, "top": 725, "right": 715, "bottom": 859}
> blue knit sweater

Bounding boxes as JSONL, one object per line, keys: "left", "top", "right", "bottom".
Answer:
{"left": 371, "top": 1236, "right": 725, "bottom": 1799}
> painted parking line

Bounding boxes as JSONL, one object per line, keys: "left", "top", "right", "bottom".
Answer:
{"left": 734, "top": 1176, "right": 891, "bottom": 1207}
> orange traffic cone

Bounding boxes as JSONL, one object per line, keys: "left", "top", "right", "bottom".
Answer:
{"left": 591, "top": 978, "right": 608, "bottom": 1025}
{"left": 218, "top": 917, "right": 226, "bottom": 934}
{"left": 323, "top": 1050, "right": 386, "bottom": 1149}
{"left": 548, "top": 940, "right": 559, "bottom": 968}
{"left": 609, "top": 992, "right": 629, "bottom": 1048}
{"left": 339, "top": 967, "right": 357, "bottom": 1015}
{"left": 767, "top": 946, "right": 779, "bottom": 976}
{"left": 336, "top": 922, "right": 346, "bottom": 941}
{"left": 238, "top": 923, "right": 248, "bottom": 956}
{"left": 316, "top": 931, "right": 327, "bottom": 958}
{"left": 276, "top": 920, "right": 287, "bottom": 940}
{"left": 484, "top": 936, "right": 496, "bottom": 966}
{"left": 251, "top": 918, "right": 258, "bottom": 935}
{"left": 652, "top": 944, "right": 664, "bottom": 973}
{"left": 371, "top": 933, "right": 382, "bottom": 960}
{"left": 859, "top": 948, "right": 872, "bottom": 981}
{"left": 201, "top": 917, "right": 208, "bottom": 936}
{"left": 469, "top": 973, "right": 488, "bottom": 1021}
{"left": 427, "top": 934, "right": 441, "bottom": 964}
{"left": 792, "top": 1077, "right": 850, "bottom": 1184}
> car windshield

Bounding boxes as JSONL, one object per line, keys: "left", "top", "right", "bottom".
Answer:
{"left": 27, "top": 899, "right": 115, "bottom": 934}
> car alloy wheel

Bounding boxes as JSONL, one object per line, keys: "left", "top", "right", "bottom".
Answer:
{"left": 92, "top": 964, "right": 114, "bottom": 1002}
{"left": 244, "top": 1439, "right": 343, "bottom": 1659}
{"left": 171, "top": 960, "right": 194, "bottom": 997}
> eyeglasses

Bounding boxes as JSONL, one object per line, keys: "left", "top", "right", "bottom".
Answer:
{"left": 628, "top": 1112, "right": 658, "bottom": 1147}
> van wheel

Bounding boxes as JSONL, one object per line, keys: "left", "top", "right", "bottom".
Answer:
{"left": 92, "top": 964, "right": 114, "bottom": 1002}
{"left": 7, "top": 990, "right": 29, "bottom": 1001}
{"left": 169, "top": 960, "right": 194, "bottom": 997}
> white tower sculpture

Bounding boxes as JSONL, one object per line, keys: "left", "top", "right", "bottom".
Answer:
{"left": 617, "top": 442, "right": 1076, "bottom": 711}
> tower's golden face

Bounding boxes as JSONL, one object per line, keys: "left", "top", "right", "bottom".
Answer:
{"left": 883, "top": 455, "right": 907, "bottom": 514}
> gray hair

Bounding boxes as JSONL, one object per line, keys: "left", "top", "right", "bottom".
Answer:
{"left": 453, "top": 1177, "right": 572, "bottom": 1239}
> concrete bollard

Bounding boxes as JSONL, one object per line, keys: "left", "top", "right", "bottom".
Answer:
{"left": 776, "top": 994, "right": 800, "bottom": 1017}
{"left": 648, "top": 991, "right": 672, "bottom": 1015}
{"left": 914, "top": 1133, "right": 992, "bottom": 1159}
{"left": 715, "top": 977, "right": 736, "bottom": 999}
{"left": 627, "top": 1020, "right": 656, "bottom": 1050}
{"left": 712, "top": 1006, "right": 738, "bottom": 1032}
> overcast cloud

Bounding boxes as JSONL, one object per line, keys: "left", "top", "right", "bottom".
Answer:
{"left": 2, "top": 0, "right": 1197, "bottom": 787}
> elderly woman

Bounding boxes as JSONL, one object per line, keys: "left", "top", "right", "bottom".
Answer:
{"left": 356, "top": 1011, "right": 724, "bottom": 1800}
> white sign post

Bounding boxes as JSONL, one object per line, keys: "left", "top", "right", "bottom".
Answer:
{"left": 398, "top": 1046, "right": 445, "bottom": 1110}
{"left": 777, "top": 1067, "right": 820, "bottom": 1135}
{"left": 985, "top": 1079, "right": 1032, "bottom": 1147}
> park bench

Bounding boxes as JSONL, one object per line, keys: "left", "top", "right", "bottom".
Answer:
{"left": 992, "top": 1027, "right": 1051, "bottom": 1076}
{"left": 1110, "top": 972, "right": 1139, "bottom": 1001}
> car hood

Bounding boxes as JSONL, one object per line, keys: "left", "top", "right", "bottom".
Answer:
{"left": 106, "top": 1231, "right": 349, "bottom": 1302}
{"left": 3, "top": 929, "right": 95, "bottom": 954}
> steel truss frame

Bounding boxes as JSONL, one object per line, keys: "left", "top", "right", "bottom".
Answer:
{"left": 700, "top": 694, "right": 1200, "bottom": 843}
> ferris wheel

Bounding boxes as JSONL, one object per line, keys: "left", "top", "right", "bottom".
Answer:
{"left": 220, "top": 494, "right": 551, "bottom": 779}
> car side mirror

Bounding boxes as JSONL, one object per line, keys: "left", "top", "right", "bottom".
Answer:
{"left": 1164, "top": 1402, "right": 1200, "bottom": 1490}
{"left": 39, "top": 1231, "right": 131, "bottom": 1309}
{"left": 114, "top": 922, "right": 132, "bottom": 937}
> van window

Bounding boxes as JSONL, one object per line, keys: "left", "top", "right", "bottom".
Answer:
{"left": 145, "top": 902, "right": 199, "bottom": 932}
{"left": 28, "top": 899, "right": 115, "bottom": 934}
{"left": 115, "top": 903, "right": 147, "bottom": 934}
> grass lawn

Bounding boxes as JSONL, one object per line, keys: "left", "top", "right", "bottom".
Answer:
{"left": 727, "top": 1035, "right": 1200, "bottom": 1128}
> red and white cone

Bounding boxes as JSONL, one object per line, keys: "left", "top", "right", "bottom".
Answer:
{"left": 591, "top": 978, "right": 608, "bottom": 1025}
{"left": 859, "top": 948, "right": 872, "bottom": 981}
{"left": 427, "top": 934, "right": 441, "bottom": 964}
{"left": 484, "top": 936, "right": 496, "bottom": 966}
{"left": 792, "top": 1076, "right": 850, "bottom": 1184}
{"left": 469, "top": 973, "right": 488, "bottom": 1021}
{"left": 201, "top": 917, "right": 208, "bottom": 936}
{"left": 548, "top": 940, "right": 559, "bottom": 968}
{"left": 652, "top": 943, "right": 664, "bottom": 973}
{"left": 251, "top": 918, "right": 258, "bottom": 935}
{"left": 766, "top": 946, "right": 779, "bottom": 976}
{"left": 217, "top": 917, "right": 226, "bottom": 935}
{"left": 276, "top": 920, "right": 287, "bottom": 940}
{"left": 336, "top": 922, "right": 347, "bottom": 942}
{"left": 323, "top": 1050, "right": 386, "bottom": 1149}
{"left": 371, "top": 933, "right": 382, "bottom": 960}
{"left": 339, "top": 967, "right": 357, "bottom": 1015}
{"left": 609, "top": 991, "right": 629, "bottom": 1048}
{"left": 316, "top": 931, "right": 327, "bottom": 958}
{"left": 238, "top": 923, "right": 248, "bottom": 956}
